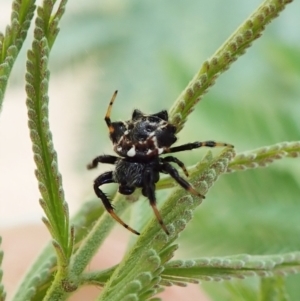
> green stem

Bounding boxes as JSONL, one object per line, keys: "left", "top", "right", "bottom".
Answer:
{"left": 97, "top": 148, "right": 234, "bottom": 301}
{"left": 228, "top": 141, "right": 300, "bottom": 172}
{"left": 70, "top": 194, "right": 127, "bottom": 277}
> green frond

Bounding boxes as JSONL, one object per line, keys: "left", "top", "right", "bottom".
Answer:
{"left": 157, "top": 141, "right": 300, "bottom": 190}
{"left": 25, "top": 0, "right": 70, "bottom": 268}
{"left": 11, "top": 200, "right": 103, "bottom": 301}
{"left": 259, "top": 276, "right": 289, "bottom": 301}
{"left": 69, "top": 193, "right": 128, "bottom": 277}
{"left": 0, "top": 0, "right": 36, "bottom": 107}
{"left": 2, "top": 0, "right": 298, "bottom": 300}
{"left": 163, "top": 251, "right": 300, "bottom": 285}
{"left": 13, "top": 258, "right": 56, "bottom": 301}
{"left": 0, "top": 237, "right": 6, "bottom": 301}
{"left": 228, "top": 141, "right": 300, "bottom": 172}
{"left": 169, "top": 0, "right": 294, "bottom": 132}
{"left": 97, "top": 148, "right": 234, "bottom": 301}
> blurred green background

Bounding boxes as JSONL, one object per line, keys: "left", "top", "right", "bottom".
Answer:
{"left": 3, "top": 0, "right": 300, "bottom": 299}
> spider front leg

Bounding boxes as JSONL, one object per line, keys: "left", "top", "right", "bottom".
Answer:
{"left": 142, "top": 168, "right": 169, "bottom": 235}
{"left": 165, "top": 141, "right": 234, "bottom": 154}
{"left": 93, "top": 171, "right": 140, "bottom": 235}
{"left": 160, "top": 162, "right": 205, "bottom": 199}
{"left": 87, "top": 155, "right": 119, "bottom": 169}
{"left": 104, "top": 90, "right": 118, "bottom": 133}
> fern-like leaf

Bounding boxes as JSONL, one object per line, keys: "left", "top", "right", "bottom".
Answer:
{"left": 259, "top": 276, "right": 290, "bottom": 301}
{"left": 25, "top": 0, "right": 70, "bottom": 268}
{"left": 169, "top": 0, "right": 293, "bottom": 132}
{"left": 69, "top": 193, "right": 128, "bottom": 280}
{"left": 156, "top": 141, "right": 300, "bottom": 190}
{"left": 163, "top": 252, "right": 300, "bottom": 285}
{"left": 227, "top": 141, "right": 300, "bottom": 172}
{"left": 0, "top": 237, "right": 6, "bottom": 301}
{"left": 11, "top": 200, "right": 104, "bottom": 301}
{"left": 97, "top": 148, "right": 234, "bottom": 301}
{"left": 0, "top": 0, "right": 36, "bottom": 107}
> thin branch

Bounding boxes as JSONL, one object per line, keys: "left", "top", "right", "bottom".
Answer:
{"left": 227, "top": 141, "right": 300, "bottom": 172}
{"left": 163, "top": 251, "right": 300, "bottom": 284}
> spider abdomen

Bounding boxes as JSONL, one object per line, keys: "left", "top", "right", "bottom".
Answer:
{"left": 113, "top": 159, "right": 144, "bottom": 188}
{"left": 113, "top": 159, "right": 160, "bottom": 188}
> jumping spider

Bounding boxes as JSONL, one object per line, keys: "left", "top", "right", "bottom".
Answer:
{"left": 87, "top": 91, "right": 233, "bottom": 235}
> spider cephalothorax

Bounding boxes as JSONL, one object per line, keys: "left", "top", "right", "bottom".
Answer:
{"left": 110, "top": 108, "right": 177, "bottom": 159}
{"left": 87, "top": 91, "right": 233, "bottom": 235}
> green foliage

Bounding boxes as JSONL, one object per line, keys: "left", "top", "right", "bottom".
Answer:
{"left": 0, "top": 0, "right": 299, "bottom": 300}
{"left": 164, "top": 252, "right": 300, "bottom": 283}
{"left": 259, "top": 277, "right": 290, "bottom": 301}
{"left": 228, "top": 141, "right": 300, "bottom": 171}
{"left": 0, "top": 0, "right": 35, "bottom": 107}
{"left": 0, "top": 237, "right": 5, "bottom": 301}
{"left": 26, "top": 0, "right": 71, "bottom": 265}
{"left": 157, "top": 141, "right": 300, "bottom": 191}
{"left": 169, "top": 0, "right": 293, "bottom": 131}
{"left": 97, "top": 149, "right": 234, "bottom": 301}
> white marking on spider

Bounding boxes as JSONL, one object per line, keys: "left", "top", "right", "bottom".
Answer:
{"left": 151, "top": 136, "right": 159, "bottom": 148}
{"left": 158, "top": 148, "right": 164, "bottom": 154}
{"left": 117, "top": 136, "right": 124, "bottom": 144}
{"left": 117, "top": 146, "right": 122, "bottom": 152}
{"left": 127, "top": 146, "right": 136, "bottom": 157}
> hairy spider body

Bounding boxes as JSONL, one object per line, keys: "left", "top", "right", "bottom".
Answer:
{"left": 87, "top": 91, "right": 233, "bottom": 235}
{"left": 109, "top": 109, "right": 177, "bottom": 158}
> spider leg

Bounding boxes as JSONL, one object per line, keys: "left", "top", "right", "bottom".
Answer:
{"left": 93, "top": 171, "right": 140, "bottom": 235}
{"left": 160, "top": 162, "right": 205, "bottom": 199}
{"left": 165, "top": 141, "right": 234, "bottom": 154}
{"left": 143, "top": 169, "right": 169, "bottom": 235}
{"left": 87, "top": 155, "right": 119, "bottom": 169}
{"left": 161, "top": 156, "right": 189, "bottom": 177}
{"left": 104, "top": 90, "right": 118, "bottom": 136}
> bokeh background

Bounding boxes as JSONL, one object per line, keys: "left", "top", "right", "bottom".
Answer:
{"left": 0, "top": 0, "right": 300, "bottom": 299}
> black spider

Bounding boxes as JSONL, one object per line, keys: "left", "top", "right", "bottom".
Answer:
{"left": 87, "top": 91, "right": 233, "bottom": 235}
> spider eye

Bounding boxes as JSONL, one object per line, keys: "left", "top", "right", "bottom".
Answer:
{"left": 146, "top": 125, "right": 153, "bottom": 132}
{"left": 148, "top": 117, "right": 156, "bottom": 123}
